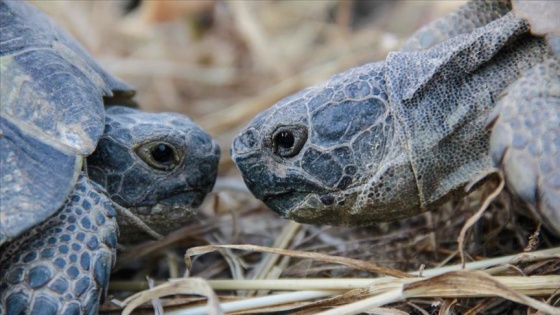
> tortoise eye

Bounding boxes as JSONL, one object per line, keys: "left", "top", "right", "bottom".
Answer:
{"left": 151, "top": 144, "right": 174, "bottom": 164}
{"left": 271, "top": 125, "right": 307, "bottom": 158}
{"left": 275, "top": 131, "right": 294, "bottom": 149}
{"left": 136, "top": 141, "right": 180, "bottom": 171}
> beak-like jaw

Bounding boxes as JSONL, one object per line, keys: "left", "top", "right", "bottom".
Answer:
{"left": 232, "top": 128, "right": 329, "bottom": 218}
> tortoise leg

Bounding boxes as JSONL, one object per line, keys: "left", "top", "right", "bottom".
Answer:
{"left": 489, "top": 58, "right": 560, "bottom": 235}
{"left": 0, "top": 175, "right": 118, "bottom": 315}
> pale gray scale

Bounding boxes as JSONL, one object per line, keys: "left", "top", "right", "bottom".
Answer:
{"left": 512, "top": 0, "right": 560, "bottom": 58}
{"left": 271, "top": 96, "right": 310, "bottom": 126}
{"left": 307, "top": 87, "right": 335, "bottom": 113}
{"left": 402, "top": 0, "right": 512, "bottom": 51}
{"left": 1, "top": 48, "right": 105, "bottom": 155}
{"left": 0, "top": 1, "right": 131, "bottom": 94}
{"left": 0, "top": 116, "right": 80, "bottom": 245}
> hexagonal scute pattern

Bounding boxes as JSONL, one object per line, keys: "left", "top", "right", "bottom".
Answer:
{"left": 0, "top": 175, "right": 118, "bottom": 315}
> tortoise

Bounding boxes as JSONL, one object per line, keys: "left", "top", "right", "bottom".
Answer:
{"left": 231, "top": 0, "right": 560, "bottom": 235}
{"left": 0, "top": 1, "right": 220, "bottom": 314}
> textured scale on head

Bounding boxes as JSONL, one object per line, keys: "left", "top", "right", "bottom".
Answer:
{"left": 87, "top": 106, "right": 221, "bottom": 238}
{"left": 232, "top": 63, "right": 421, "bottom": 226}
{"left": 232, "top": 1, "right": 560, "bottom": 234}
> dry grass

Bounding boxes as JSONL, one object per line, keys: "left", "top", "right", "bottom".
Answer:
{"left": 32, "top": 1, "right": 560, "bottom": 314}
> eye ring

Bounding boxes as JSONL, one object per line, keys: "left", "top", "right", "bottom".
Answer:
{"left": 271, "top": 125, "right": 308, "bottom": 158}
{"left": 135, "top": 141, "right": 181, "bottom": 171}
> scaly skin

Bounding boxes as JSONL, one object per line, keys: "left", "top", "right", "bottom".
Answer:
{"left": 0, "top": 2, "right": 221, "bottom": 314}
{"left": 231, "top": 1, "right": 560, "bottom": 234}
{"left": 0, "top": 175, "right": 117, "bottom": 315}
{"left": 87, "top": 106, "right": 221, "bottom": 241}
{"left": 0, "top": 105, "right": 221, "bottom": 314}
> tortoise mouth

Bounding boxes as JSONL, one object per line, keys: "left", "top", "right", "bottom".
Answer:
{"left": 118, "top": 202, "right": 197, "bottom": 243}
{"left": 261, "top": 191, "right": 312, "bottom": 218}
{"left": 160, "top": 190, "right": 208, "bottom": 208}
{"left": 120, "top": 190, "right": 207, "bottom": 240}
{"left": 261, "top": 189, "right": 365, "bottom": 226}
{"left": 131, "top": 190, "right": 207, "bottom": 216}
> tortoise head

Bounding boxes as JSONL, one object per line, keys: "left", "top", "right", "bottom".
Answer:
{"left": 231, "top": 62, "right": 421, "bottom": 226}
{"left": 87, "top": 106, "right": 220, "bottom": 237}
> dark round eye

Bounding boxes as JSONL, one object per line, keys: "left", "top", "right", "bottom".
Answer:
{"left": 135, "top": 141, "right": 181, "bottom": 171}
{"left": 275, "top": 132, "right": 295, "bottom": 149}
{"left": 151, "top": 144, "right": 174, "bottom": 164}
{"left": 271, "top": 125, "right": 307, "bottom": 158}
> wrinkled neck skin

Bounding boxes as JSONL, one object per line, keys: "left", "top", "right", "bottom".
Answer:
{"left": 385, "top": 18, "right": 550, "bottom": 214}
{"left": 232, "top": 13, "right": 549, "bottom": 227}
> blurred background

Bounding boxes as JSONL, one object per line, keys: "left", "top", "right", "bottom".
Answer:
{"left": 31, "top": 0, "right": 464, "bottom": 175}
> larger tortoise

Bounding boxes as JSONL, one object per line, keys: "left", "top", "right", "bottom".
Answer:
{"left": 231, "top": 0, "right": 560, "bottom": 234}
{"left": 0, "top": 1, "right": 220, "bottom": 314}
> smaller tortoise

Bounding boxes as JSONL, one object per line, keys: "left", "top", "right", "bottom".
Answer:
{"left": 0, "top": 1, "right": 220, "bottom": 314}
{"left": 231, "top": 0, "right": 559, "bottom": 234}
